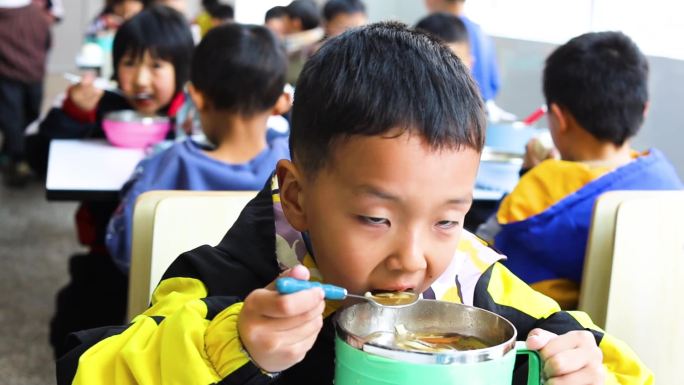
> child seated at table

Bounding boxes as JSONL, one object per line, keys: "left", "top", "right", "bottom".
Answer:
{"left": 478, "top": 31, "right": 683, "bottom": 309}
{"left": 106, "top": 23, "right": 291, "bottom": 273}
{"left": 42, "top": 5, "right": 193, "bottom": 359}
{"left": 26, "top": 4, "right": 193, "bottom": 177}
{"left": 57, "top": 22, "right": 651, "bottom": 385}
{"left": 415, "top": 12, "right": 471, "bottom": 69}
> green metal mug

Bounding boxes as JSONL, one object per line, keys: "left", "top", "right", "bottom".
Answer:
{"left": 335, "top": 300, "right": 541, "bottom": 385}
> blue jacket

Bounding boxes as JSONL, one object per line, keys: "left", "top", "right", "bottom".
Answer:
{"left": 106, "top": 137, "right": 290, "bottom": 272}
{"left": 496, "top": 149, "right": 682, "bottom": 284}
{"left": 462, "top": 16, "right": 500, "bottom": 101}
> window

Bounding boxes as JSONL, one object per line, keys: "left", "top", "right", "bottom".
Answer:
{"left": 464, "top": 0, "right": 684, "bottom": 60}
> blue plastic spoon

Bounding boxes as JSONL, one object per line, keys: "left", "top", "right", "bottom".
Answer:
{"left": 275, "top": 277, "right": 418, "bottom": 308}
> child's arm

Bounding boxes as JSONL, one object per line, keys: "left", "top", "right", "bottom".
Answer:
{"left": 56, "top": 246, "right": 323, "bottom": 385}
{"left": 474, "top": 262, "right": 654, "bottom": 385}
{"left": 40, "top": 73, "right": 111, "bottom": 137}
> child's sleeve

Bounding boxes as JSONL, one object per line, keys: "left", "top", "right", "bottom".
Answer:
{"left": 56, "top": 247, "right": 274, "bottom": 385}
{"left": 473, "top": 262, "right": 654, "bottom": 385}
{"left": 40, "top": 87, "right": 102, "bottom": 138}
{"left": 105, "top": 160, "right": 147, "bottom": 272}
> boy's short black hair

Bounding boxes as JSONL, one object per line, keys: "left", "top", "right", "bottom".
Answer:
{"left": 265, "top": 6, "right": 287, "bottom": 22}
{"left": 544, "top": 31, "right": 649, "bottom": 145}
{"left": 113, "top": 5, "right": 194, "bottom": 95}
{"left": 191, "top": 23, "right": 287, "bottom": 115}
{"left": 291, "top": 22, "right": 485, "bottom": 176}
{"left": 415, "top": 13, "right": 468, "bottom": 44}
{"left": 284, "top": 0, "right": 320, "bottom": 30}
{"left": 323, "top": 0, "right": 366, "bottom": 22}
{"left": 207, "top": 3, "right": 234, "bottom": 20}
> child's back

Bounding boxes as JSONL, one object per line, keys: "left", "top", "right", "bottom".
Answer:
{"left": 106, "top": 23, "right": 291, "bottom": 272}
{"left": 484, "top": 31, "right": 683, "bottom": 308}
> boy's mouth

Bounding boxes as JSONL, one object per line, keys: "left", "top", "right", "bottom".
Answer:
{"left": 370, "top": 287, "right": 416, "bottom": 295}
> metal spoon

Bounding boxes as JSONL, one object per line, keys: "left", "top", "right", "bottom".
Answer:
{"left": 275, "top": 277, "right": 419, "bottom": 308}
{"left": 63, "top": 73, "right": 125, "bottom": 96}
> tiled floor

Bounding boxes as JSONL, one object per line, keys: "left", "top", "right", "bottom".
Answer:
{"left": 0, "top": 73, "right": 80, "bottom": 385}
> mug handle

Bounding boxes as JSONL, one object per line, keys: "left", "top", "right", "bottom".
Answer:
{"left": 514, "top": 341, "right": 543, "bottom": 385}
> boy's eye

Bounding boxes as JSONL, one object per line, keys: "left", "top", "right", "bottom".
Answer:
{"left": 436, "top": 220, "right": 458, "bottom": 230}
{"left": 122, "top": 59, "right": 136, "bottom": 66}
{"left": 358, "top": 216, "right": 390, "bottom": 226}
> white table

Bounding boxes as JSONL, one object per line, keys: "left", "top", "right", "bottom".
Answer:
{"left": 45, "top": 139, "right": 518, "bottom": 202}
{"left": 46, "top": 139, "right": 145, "bottom": 201}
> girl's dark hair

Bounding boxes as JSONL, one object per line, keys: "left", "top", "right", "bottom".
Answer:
{"left": 191, "top": 23, "right": 286, "bottom": 115}
{"left": 112, "top": 5, "right": 194, "bottom": 95}
{"left": 291, "top": 22, "right": 485, "bottom": 176}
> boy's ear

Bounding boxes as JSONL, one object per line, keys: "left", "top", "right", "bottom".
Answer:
{"left": 272, "top": 92, "right": 293, "bottom": 116}
{"left": 643, "top": 101, "right": 650, "bottom": 118}
{"left": 549, "top": 103, "right": 569, "bottom": 134}
{"left": 187, "top": 83, "right": 207, "bottom": 111}
{"left": 276, "top": 159, "right": 308, "bottom": 231}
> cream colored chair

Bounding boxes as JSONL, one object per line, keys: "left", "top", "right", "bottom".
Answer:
{"left": 127, "top": 190, "right": 258, "bottom": 319}
{"left": 579, "top": 190, "right": 684, "bottom": 383}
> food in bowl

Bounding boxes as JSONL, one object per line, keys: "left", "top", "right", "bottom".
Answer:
{"left": 102, "top": 110, "right": 171, "bottom": 148}
{"left": 390, "top": 324, "right": 490, "bottom": 352}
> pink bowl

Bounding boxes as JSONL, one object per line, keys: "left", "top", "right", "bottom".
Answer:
{"left": 102, "top": 110, "right": 171, "bottom": 148}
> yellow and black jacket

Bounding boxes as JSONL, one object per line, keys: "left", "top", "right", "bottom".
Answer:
{"left": 56, "top": 176, "right": 654, "bottom": 385}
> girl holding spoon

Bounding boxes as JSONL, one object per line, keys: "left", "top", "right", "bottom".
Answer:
{"left": 25, "top": 5, "right": 193, "bottom": 176}
{"left": 29, "top": 5, "right": 193, "bottom": 358}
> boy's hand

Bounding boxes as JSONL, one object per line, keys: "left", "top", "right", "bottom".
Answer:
{"left": 238, "top": 265, "right": 326, "bottom": 373}
{"left": 522, "top": 138, "right": 556, "bottom": 170}
{"left": 526, "top": 328, "right": 606, "bottom": 385}
{"left": 69, "top": 72, "right": 104, "bottom": 112}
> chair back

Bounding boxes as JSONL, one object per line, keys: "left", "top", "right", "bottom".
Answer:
{"left": 128, "top": 190, "right": 257, "bottom": 319}
{"left": 580, "top": 190, "right": 684, "bottom": 382}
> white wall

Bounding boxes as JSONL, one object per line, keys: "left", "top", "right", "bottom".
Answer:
{"left": 47, "top": 0, "right": 101, "bottom": 73}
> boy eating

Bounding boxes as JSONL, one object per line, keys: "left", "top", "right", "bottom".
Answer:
{"left": 57, "top": 23, "right": 651, "bottom": 385}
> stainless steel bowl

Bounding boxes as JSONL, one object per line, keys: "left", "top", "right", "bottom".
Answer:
{"left": 335, "top": 300, "right": 517, "bottom": 365}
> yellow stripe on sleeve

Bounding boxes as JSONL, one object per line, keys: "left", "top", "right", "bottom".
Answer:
{"left": 486, "top": 263, "right": 560, "bottom": 319}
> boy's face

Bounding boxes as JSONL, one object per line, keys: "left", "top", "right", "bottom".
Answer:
{"left": 113, "top": 1, "right": 143, "bottom": 20}
{"left": 325, "top": 12, "right": 367, "bottom": 38}
{"left": 265, "top": 17, "right": 287, "bottom": 39}
{"left": 157, "top": 0, "right": 186, "bottom": 15}
{"left": 278, "top": 132, "right": 480, "bottom": 297}
{"left": 447, "top": 42, "right": 473, "bottom": 70}
{"left": 117, "top": 50, "right": 176, "bottom": 115}
{"left": 424, "top": 0, "right": 449, "bottom": 13}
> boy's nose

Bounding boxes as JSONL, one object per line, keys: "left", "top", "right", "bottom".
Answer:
{"left": 386, "top": 229, "right": 428, "bottom": 273}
